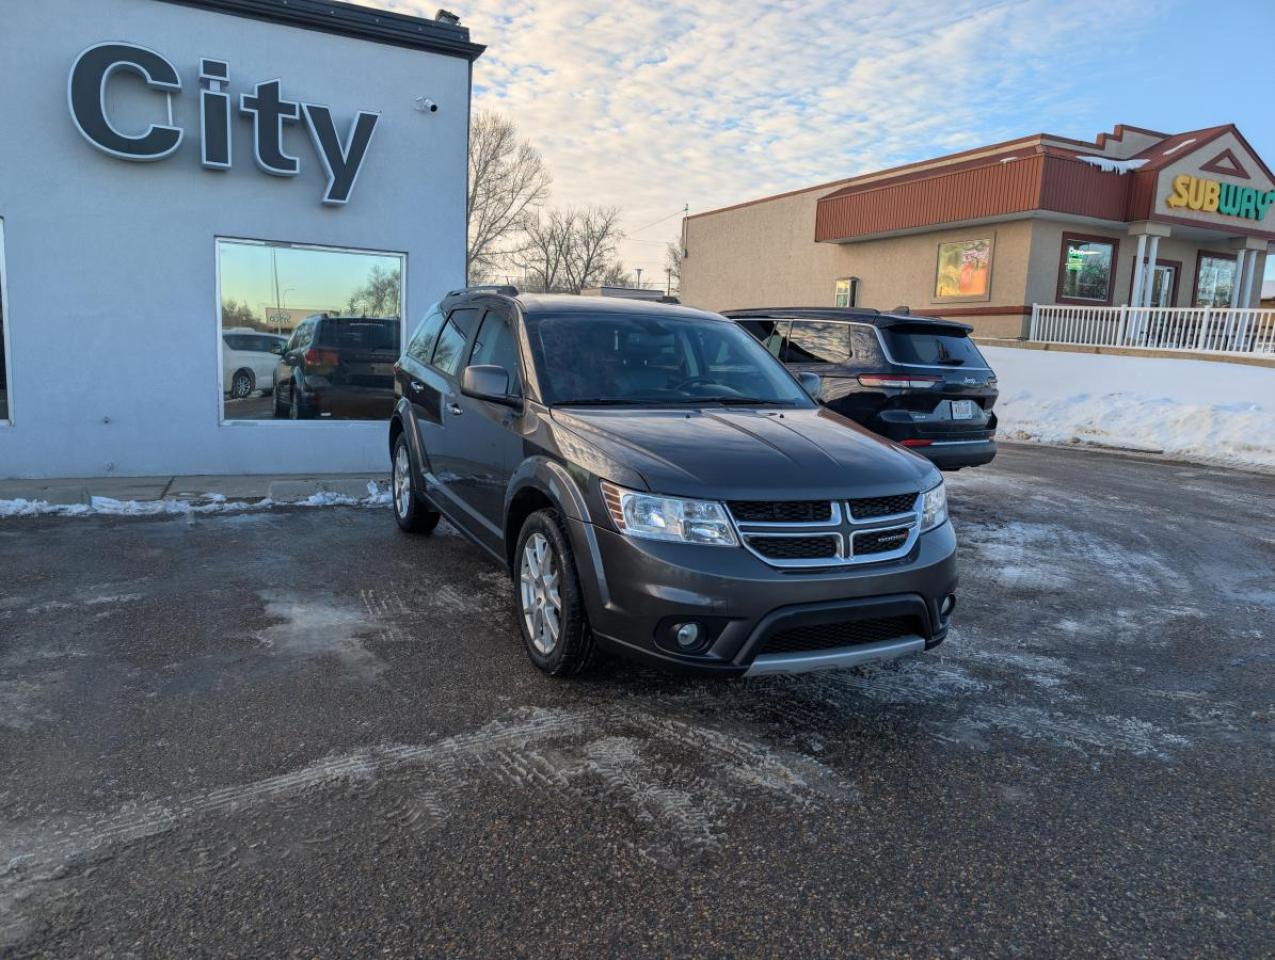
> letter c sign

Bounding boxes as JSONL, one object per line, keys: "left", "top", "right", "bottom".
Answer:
{"left": 68, "top": 43, "right": 184, "bottom": 161}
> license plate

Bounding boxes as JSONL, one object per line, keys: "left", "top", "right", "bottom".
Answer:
{"left": 951, "top": 399, "right": 977, "bottom": 420}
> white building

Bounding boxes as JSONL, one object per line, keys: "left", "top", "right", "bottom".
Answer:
{"left": 0, "top": 0, "right": 482, "bottom": 478}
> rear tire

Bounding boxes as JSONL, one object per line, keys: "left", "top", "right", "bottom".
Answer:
{"left": 392, "top": 434, "right": 440, "bottom": 534}
{"left": 514, "top": 508, "right": 598, "bottom": 677}
{"left": 229, "top": 369, "right": 255, "bottom": 399}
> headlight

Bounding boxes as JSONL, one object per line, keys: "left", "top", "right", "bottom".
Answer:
{"left": 921, "top": 480, "right": 948, "bottom": 532}
{"left": 600, "top": 481, "right": 738, "bottom": 546}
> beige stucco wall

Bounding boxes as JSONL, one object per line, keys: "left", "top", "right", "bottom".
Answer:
{"left": 682, "top": 196, "right": 1037, "bottom": 336}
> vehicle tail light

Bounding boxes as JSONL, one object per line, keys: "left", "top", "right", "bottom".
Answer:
{"left": 858, "top": 374, "right": 942, "bottom": 389}
{"left": 304, "top": 348, "right": 340, "bottom": 367}
{"left": 901, "top": 439, "right": 933, "bottom": 447}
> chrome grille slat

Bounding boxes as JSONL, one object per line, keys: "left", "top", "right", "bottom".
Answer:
{"left": 727, "top": 494, "right": 921, "bottom": 569}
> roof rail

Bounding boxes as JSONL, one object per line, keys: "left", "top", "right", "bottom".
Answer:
{"left": 446, "top": 284, "right": 519, "bottom": 298}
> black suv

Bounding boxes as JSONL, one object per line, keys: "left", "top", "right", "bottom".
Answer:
{"left": 726, "top": 308, "right": 998, "bottom": 470}
{"left": 273, "top": 315, "right": 401, "bottom": 420}
{"left": 389, "top": 288, "right": 957, "bottom": 678}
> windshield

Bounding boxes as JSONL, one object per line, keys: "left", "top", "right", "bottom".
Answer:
{"left": 528, "top": 313, "right": 812, "bottom": 407}
{"left": 883, "top": 323, "right": 986, "bottom": 366}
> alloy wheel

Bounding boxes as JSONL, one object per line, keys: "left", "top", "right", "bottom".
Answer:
{"left": 393, "top": 443, "right": 412, "bottom": 518}
{"left": 519, "top": 532, "right": 562, "bottom": 655}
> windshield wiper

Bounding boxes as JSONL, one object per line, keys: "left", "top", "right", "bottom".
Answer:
{"left": 705, "top": 396, "right": 796, "bottom": 406}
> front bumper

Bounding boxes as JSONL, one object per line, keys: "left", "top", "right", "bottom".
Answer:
{"left": 567, "top": 517, "right": 958, "bottom": 677}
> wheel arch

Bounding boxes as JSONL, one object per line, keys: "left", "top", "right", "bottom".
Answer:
{"left": 503, "top": 458, "right": 593, "bottom": 572}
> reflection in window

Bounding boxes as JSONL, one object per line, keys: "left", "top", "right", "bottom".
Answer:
{"left": 783, "top": 321, "right": 851, "bottom": 365}
{"left": 0, "top": 219, "right": 8, "bottom": 423}
{"left": 1194, "top": 255, "right": 1236, "bottom": 307}
{"left": 1060, "top": 236, "right": 1115, "bottom": 302}
{"left": 217, "top": 238, "right": 405, "bottom": 421}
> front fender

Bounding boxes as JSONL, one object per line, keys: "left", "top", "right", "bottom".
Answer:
{"left": 506, "top": 456, "right": 593, "bottom": 523}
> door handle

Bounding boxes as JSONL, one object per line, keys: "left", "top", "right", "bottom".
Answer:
{"left": 447, "top": 402, "right": 464, "bottom": 416}
{"left": 409, "top": 381, "right": 423, "bottom": 393}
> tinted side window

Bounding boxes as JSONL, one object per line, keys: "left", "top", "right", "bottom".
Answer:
{"left": 468, "top": 312, "right": 522, "bottom": 395}
{"left": 431, "top": 320, "right": 469, "bottom": 376}
{"left": 737, "top": 319, "right": 790, "bottom": 359}
{"left": 783, "top": 321, "right": 850, "bottom": 364}
{"left": 406, "top": 305, "right": 446, "bottom": 363}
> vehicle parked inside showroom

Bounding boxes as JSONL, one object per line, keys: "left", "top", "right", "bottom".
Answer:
{"left": 221, "top": 328, "right": 286, "bottom": 399}
{"left": 273, "top": 314, "right": 401, "bottom": 420}
{"left": 726, "top": 308, "right": 998, "bottom": 470}
{"left": 387, "top": 287, "right": 957, "bottom": 678}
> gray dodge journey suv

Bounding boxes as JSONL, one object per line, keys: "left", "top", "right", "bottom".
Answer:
{"left": 389, "top": 287, "right": 957, "bottom": 678}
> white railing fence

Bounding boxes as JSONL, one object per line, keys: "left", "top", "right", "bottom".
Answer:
{"left": 1029, "top": 304, "right": 1275, "bottom": 356}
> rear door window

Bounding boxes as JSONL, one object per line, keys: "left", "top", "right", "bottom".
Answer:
{"left": 406, "top": 305, "right": 446, "bottom": 364}
{"left": 782, "top": 321, "right": 850, "bottom": 365}
{"left": 736, "top": 319, "right": 790, "bottom": 359}
{"left": 883, "top": 324, "right": 986, "bottom": 366}
{"left": 430, "top": 308, "right": 479, "bottom": 377}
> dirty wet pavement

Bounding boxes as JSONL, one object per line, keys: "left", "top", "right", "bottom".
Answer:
{"left": 1, "top": 445, "right": 1272, "bottom": 958}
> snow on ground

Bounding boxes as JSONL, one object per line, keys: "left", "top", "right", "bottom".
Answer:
{"left": 981, "top": 346, "right": 1275, "bottom": 471}
{"left": 0, "top": 482, "right": 391, "bottom": 519}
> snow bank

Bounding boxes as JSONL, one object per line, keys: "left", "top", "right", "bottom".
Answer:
{"left": 0, "top": 482, "right": 392, "bottom": 519}
{"left": 982, "top": 346, "right": 1275, "bottom": 470}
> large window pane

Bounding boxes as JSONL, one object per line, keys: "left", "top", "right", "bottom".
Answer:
{"left": 217, "top": 238, "right": 405, "bottom": 421}
{"left": 0, "top": 219, "right": 8, "bottom": 423}
{"left": 1194, "top": 255, "right": 1236, "bottom": 307}
{"left": 1060, "top": 236, "right": 1115, "bottom": 302}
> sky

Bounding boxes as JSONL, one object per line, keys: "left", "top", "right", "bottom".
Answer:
{"left": 377, "top": 0, "right": 1275, "bottom": 285}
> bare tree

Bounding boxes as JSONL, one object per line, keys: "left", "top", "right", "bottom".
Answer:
{"left": 515, "top": 209, "right": 574, "bottom": 293}
{"left": 514, "top": 206, "right": 626, "bottom": 294}
{"left": 563, "top": 206, "right": 623, "bottom": 293}
{"left": 664, "top": 240, "right": 683, "bottom": 293}
{"left": 599, "top": 260, "right": 632, "bottom": 288}
{"left": 346, "top": 265, "right": 401, "bottom": 316}
{"left": 467, "top": 111, "right": 551, "bottom": 282}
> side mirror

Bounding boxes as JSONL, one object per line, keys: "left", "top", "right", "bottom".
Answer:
{"left": 461, "top": 364, "right": 519, "bottom": 407}
{"left": 797, "top": 371, "right": 822, "bottom": 399}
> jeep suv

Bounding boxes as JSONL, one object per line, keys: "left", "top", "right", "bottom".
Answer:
{"left": 726, "top": 308, "right": 998, "bottom": 470}
{"left": 389, "top": 288, "right": 957, "bottom": 677}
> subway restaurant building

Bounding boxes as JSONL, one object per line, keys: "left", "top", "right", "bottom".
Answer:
{"left": 681, "top": 124, "right": 1273, "bottom": 337}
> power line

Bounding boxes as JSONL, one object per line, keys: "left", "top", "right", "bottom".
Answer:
{"left": 628, "top": 204, "right": 688, "bottom": 236}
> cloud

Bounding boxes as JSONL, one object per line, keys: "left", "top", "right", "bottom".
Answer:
{"left": 375, "top": 0, "right": 1156, "bottom": 277}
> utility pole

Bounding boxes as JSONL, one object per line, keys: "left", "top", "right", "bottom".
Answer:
{"left": 635, "top": 267, "right": 643, "bottom": 289}
{"left": 665, "top": 267, "right": 673, "bottom": 295}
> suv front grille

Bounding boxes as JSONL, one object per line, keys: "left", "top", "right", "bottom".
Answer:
{"left": 748, "top": 535, "right": 838, "bottom": 560}
{"left": 728, "top": 491, "right": 923, "bottom": 568}
{"left": 848, "top": 493, "right": 918, "bottom": 519}
{"left": 727, "top": 500, "right": 833, "bottom": 524}
{"left": 758, "top": 615, "right": 922, "bottom": 656}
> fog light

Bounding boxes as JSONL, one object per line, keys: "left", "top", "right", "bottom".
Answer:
{"left": 940, "top": 594, "right": 957, "bottom": 619}
{"left": 675, "top": 622, "right": 702, "bottom": 649}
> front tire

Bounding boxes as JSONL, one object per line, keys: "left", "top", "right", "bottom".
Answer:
{"left": 392, "top": 434, "right": 440, "bottom": 534}
{"left": 514, "top": 509, "right": 598, "bottom": 677}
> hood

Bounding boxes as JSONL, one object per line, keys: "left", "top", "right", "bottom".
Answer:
{"left": 550, "top": 406, "right": 939, "bottom": 500}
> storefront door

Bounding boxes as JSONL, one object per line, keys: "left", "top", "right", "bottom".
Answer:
{"left": 1149, "top": 264, "right": 1175, "bottom": 307}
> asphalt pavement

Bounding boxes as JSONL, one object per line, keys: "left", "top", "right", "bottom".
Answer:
{"left": 1, "top": 444, "right": 1272, "bottom": 958}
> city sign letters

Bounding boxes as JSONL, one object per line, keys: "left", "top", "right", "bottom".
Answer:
{"left": 68, "top": 42, "right": 380, "bottom": 205}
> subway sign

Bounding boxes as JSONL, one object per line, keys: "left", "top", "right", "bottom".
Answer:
{"left": 68, "top": 43, "right": 380, "bottom": 205}
{"left": 1165, "top": 174, "right": 1275, "bottom": 222}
